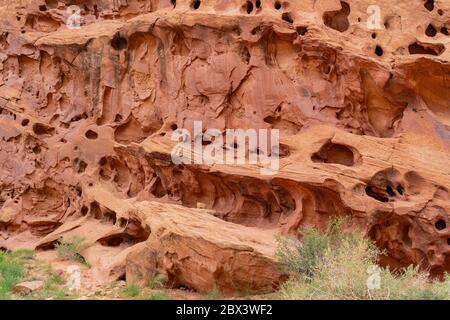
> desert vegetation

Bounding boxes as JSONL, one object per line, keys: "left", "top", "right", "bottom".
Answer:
{"left": 275, "top": 220, "right": 450, "bottom": 300}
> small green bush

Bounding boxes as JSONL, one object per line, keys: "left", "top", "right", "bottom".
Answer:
{"left": 276, "top": 227, "right": 328, "bottom": 280}
{"left": 55, "top": 236, "right": 87, "bottom": 264}
{"left": 204, "top": 288, "right": 224, "bottom": 300}
{"left": 9, "top": 249, "right": 35, "bottom": 260}
{"left": 47, "top": 272, "right": 64, "bottom": 286}
{"left": 276, "top": 220, "right": 450, "bottom": 300}
{"left": 276, "top": 217, "right": 344, "bottom": 280}
{"left": 146, "top": 291, "right": 170, "bottom": 300}
{"left": 37, "top": 274, "right": 67, "bottom": 299}
{"left": 0, "top": 250, "right": 27, "bottom": 299}
{"left": 120, "top": 283, "right": 140, "bottom": 298}
{"left": 147, "top": 274, "right": 167, "bottom": 289}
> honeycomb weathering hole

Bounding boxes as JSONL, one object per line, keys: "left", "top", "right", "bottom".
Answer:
{"left": 98, "top": 234, "right": 126, "bottom": 246}
{"left": 364, "top": 168, "right": 408, "bottom": 202}
{"left": 311, "top": 142, "right": 358, "bottom": 166}
{"left": 277, "top": 143, "right": 290, "bottom": 158}
{"left": 297, "top": 26, "right": 308, "bottom": 35}
{"left": 375, "top": 45, "right": 383, "bottom": 56}
{"left": 111, "top": 34, "right": 128, "bottom": 50}
{"left": 408, "top": 42, "right": 445, "bottom": 56}
{"left": 323, "top": 1, "right": 350, "bottom": 32}
{"left": 282, "top": 12, "right": 294, "bottom": 24}
{"left": 426, "top": 24, "right": 437, "bottom": 37}
{"left": 435, "top": 219, "right": 446, "bottom": 230}
{"left": 365, "top": 186, "right": 389, "bottom": 202}
{"left": 386, "top": 185, "right": 396, "bottom": 197}
{"left": 76, "top": 159, "right": 87, "bottom": 173}
{"left": 32, "top": 123, "right": 54, "bottom": 136}
{"left": 85, "top": 129, "right": 98, "bottom": 139}
{"left": 191, "top": 0, "right": 201, "bottom": 9}
{"left": 45, "top": 0, "right": 58, "bottom": 8}
{"left": 245, "top": 1, "right": 253, "bottom": 14}
{"left": 424, "top": 0, "right": 434, "bottom": 11}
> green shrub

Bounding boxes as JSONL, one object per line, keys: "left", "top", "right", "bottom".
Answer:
{"left": 0, "top": 251, "right": 26, "bottom": 299}
{"left": 9, "top": 249, "right": 35, "bottom": 260}
{"left": 47, "top": 272, "right": 64, "bottom": 286}
{"left": 276, "top": 220, "right": 450, "bottom": 300}
{"left": 276, "top": 227, "right": 328, "bottom": 280}
{"left": 276, "top": 218, "right": 344, "bottom": 280}
{"left": 147, "top": 274, "right": 167, "bottom": 289}
{"left": 0, "top": 250, "right": 75, "bottom": 300}
{"left": 120, "top": 283, "right": 140, "bottom": 298}
{"left": 204, "top": 288, "right": 224, "bottom": 300}
{"left": 55, "top": 236, "right": 87, "bottom": 264}
{"left": 35, "top": 272, "right": 67, "bottom": 300}
{"left": 146, "top": 291, "right": 170, "bottom": 300}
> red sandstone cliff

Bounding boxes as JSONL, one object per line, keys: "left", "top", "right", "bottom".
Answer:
{"left": 0, "top": 0, "right": 449, "bottom": 295}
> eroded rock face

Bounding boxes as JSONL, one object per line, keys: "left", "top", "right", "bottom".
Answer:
{"left": 0, "top": 0, "right": 449, "bottom": 294}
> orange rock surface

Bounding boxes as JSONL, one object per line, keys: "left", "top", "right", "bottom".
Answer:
{"left": 0, "top": 0, "right": 449, "bottom": 294}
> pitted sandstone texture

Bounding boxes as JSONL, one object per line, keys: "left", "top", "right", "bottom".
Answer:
{"left": 0, "top": 0, "right": 449, "bottom": 295}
